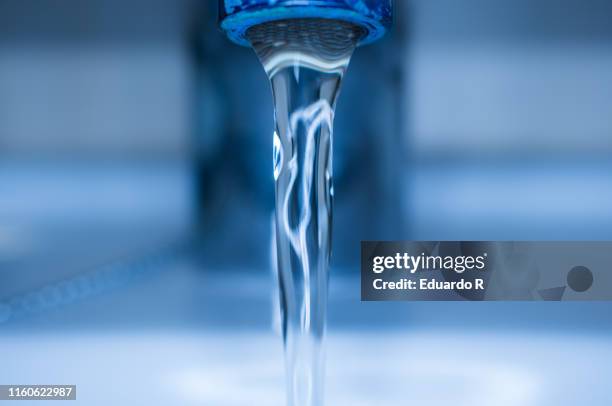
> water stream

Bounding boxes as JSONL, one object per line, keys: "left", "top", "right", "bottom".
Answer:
{"left": 247, "top": 18, "right": 364, "bottom": 406}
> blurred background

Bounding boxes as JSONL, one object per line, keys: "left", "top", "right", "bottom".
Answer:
{"left": 1, "top": 0, "right": 611, "bottom": 405}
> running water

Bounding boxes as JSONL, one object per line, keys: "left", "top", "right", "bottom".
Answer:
{"left": 247, "top": 19, "right": 363, "bottom": 406}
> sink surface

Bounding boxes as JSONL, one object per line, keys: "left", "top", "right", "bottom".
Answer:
{"left": 1, "top": 330, "right": 610, "bottom": 405}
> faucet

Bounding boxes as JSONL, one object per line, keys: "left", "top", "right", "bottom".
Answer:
{"left": 219, "top": 0, "right": 392, "bottom": 47}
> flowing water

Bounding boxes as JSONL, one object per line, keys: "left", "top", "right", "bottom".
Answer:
{"left": 247, "top": 19, "right": 364, "bottom": 406}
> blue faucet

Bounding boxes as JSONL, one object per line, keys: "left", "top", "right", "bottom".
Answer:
{"left": 218, "top": 0, "right": 392, "bottom": 46}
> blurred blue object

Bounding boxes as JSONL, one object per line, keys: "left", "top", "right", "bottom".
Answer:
{"left": 219, "top": 0, "right": 392, "bottom": 46}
